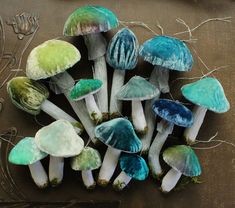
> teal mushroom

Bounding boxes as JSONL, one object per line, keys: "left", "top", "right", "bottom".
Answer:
{"left": 8, "top": 137, "right": 48, "bottom": 188}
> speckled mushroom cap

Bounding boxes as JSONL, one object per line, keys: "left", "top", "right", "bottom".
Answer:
{"left": 35, "top": 120, "right": 84, "bottom": 157}
{"left": 139, "top": 36, "right": 193, "bottom": 71}
{"left": 181, "top": 77, "right": 230, "bottom": 113}
{"left": 163, "top": 145, "right": 201, "bottom": 177}
{"left": 119, "top": 153, "right": 149, "bottom": 180}
{"left": 95, "top": 118, "right": 142, "bottom": 153}
{"left": 106, "top": 28, "right": 139, "bottom": 70}
{"left": 9, "top": 137, "right": 48, "bottom": 165}
{"left": 152, "top": 99, "right": 193, "bottom": 127}
{"left": 7, "top": 76, "right": 49, "bottom": 115}
{"left": 26, "top": 39, "right": 81, "bottom": 80}
{"left": 63, "top": 6, "right": 118, "bottom": 36}
{"left": 116, "top": 76, "right": 159, "bottom": 101}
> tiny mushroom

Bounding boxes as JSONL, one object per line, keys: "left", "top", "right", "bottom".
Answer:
{"left": 181, "top": 77, "right": 230, "bottom": 144}
{"left": 95, "top": 118, "right": 142, "bottom": 186}
{"left": 70, "top": 147, "right": 101, "bottom": 189}
{"left": 148, "top": 99, "right": 193, "bottom": 179}
{"left": 161, "top": 145, "right": 201, "bottom": 193}
{"left": 8, "top": 137, "right": 48, "bottom": 188}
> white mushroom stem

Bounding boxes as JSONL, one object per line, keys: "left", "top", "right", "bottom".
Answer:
{"left": 49, "top": 156, "right": 64, "bottom": 186}
{"left": 28, "top": 161, "right": 48, "bottom": 188}
{"left": 148, "top": 120, "right": 174, "bottom": 178}
{"left": 183, "top": 105, "right": 207, "bottom": 144}
{"left": 113, "top": 171, "right": 132, "bottom": 190}
{"left": 161, "top": 168, "right": 182, "bottom": 193}
{"left": 40, "top": 99, "right": 83, "bottom": 135}
{"left": 81, "top": 170, "right": 95, "bottom": 189}
{"left": 154, "top": 66, "right": 170, "bottom": 94}
{"left": 84, "top": 94, "right": 102, "bottom": 122}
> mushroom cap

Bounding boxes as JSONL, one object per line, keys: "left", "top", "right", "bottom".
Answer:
{"left": 35, "top": 120, "right": 84, "bottom": 157}
{"left": 152, "top": 99, "right": 193, "bottom": 127}
{"left": 70, "top": 147, "right": 101, "bottom": 171}
{"left": 139, "top": 36, "right": 193, "bottom": 71}
{"left": 63, "top": 6, "right": 118, "bottom": 36}
{"left": 163, "top": 145, "right": 201, "bottom": 177}
{"left": 95, "top": 118, "right": 142, "bottom": 153}
{"left": 116, "top": 76, "right": 159, "bottom": 101}
{"left": 7, "top": 76, "right": 49, "bottom": 115}
{"left": 181, "top": 77, "right": 230, "bottom": 113}
{"left": 9, "top": 137, "right": 48, "bottom": 165}
{"left": 119, "top": 153, "right": 149, "bottom": 180}
{"left": 70, "top": 79, "right": 103, "bottom": 101}
{"left": 26, "top": 39, "right": 81, "bottom": 80}
{"left": 106, "top": 28, "right": 139, "bottom": 70}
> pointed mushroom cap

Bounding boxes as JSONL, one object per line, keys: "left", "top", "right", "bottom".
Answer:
{"left": 7, "top": 76, "right": 49, "bottom": 115}
{"left": 181, "top": 77, "right": 230, "bottom": 113}
{"left": 152, "top": 99, "right": 193, "bottom": 127}
{"left": 26, "top": 39, "right": 81, "bottom": 80}
{"left": 163, "top": 145, "right": 201, "bottom": 177}
{"left": 35, "top": 120, "right": 84, "bottom": 157}
{"left": 119, "top": 153, "right": 149, "bottom": 180}
{"left": 116, "top": 76, "right": 159, "bottom": 101}
{"left": 95, "top": 118, "right": 142, "bottom": 153}
{"left": 9, "top": 137, "right": 48, "bottom": 165}
{"left": 106, "top": 28, "right": 139, "bottom": 70}
{"left": 139, "top": 36, "right": 193, "bottom": 71}
{"left": 70, "top": 147, "right": 101, "bottom": 171}
{"left": 70, "top": 79, "right": 103, "bottom": 101}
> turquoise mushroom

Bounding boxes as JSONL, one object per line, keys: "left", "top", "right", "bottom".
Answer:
{"left": 9, "top": 137, "right": 48, "bottom": 188}
{"left": 181, "top": 77, "right": 230, "bottom": 144}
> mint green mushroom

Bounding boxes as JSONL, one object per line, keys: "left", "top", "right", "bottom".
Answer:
{"left": 9, "top": 137, "right": 49, "bottom": 188}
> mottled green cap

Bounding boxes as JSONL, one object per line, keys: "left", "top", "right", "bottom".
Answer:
{"left": 70, "top": 79, "right": 103, "bottom": 101}
{"left": 26, "top": 39, "right": 81, "bottom": 80}
{"left": 35, "top": 120, "right": 84, "bottom": 157}
{"left": 9, "top": 137, "right": 48, "bottom": 165}
{"left": 70, "top": 147, "right": 101, "bottom": 171}
{"left": 163, "top": 145, "right": 201, "bottom": 177}
{"left": 7, "top": 76, "right": 49, "bottom": 115}
{"left": 181, "top": 77, "right": 230, "bottom": 113}
{"left": 116, "top": 76, "right": 159, "bottom": 101}
{"left": 63, "top": 6, "right": 118, "bottom": 36}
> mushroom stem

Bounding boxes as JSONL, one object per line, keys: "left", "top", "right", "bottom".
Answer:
{"left": 183, "top": 105, "right": 207, "bottom": 144}
{"left": 154, "top": 66, "right": 169, "bottom": 94}
{"left": 81, "top": 170, "right": 96, "bottom": 189}
{"left": 161, "top": 168, "right": 182, "bottom": 193}
{"left": 28, "top": 161, "right": 48, "bottom": 189}
{"left": 98, "top": 146, "right": 121, "bottom": 187}
{"left": 113, "top": 171, "right": 132, "bottom": 191}
{"left": 49, "top": 156, "right": 64, "bottom": 187}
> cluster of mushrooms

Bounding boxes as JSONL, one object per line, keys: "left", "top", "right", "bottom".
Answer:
{"left": 7, "top": 6, "right": 230, "bottom": 193}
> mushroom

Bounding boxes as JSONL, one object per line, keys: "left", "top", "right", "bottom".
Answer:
{"left": 63, "top": 6, "right": 119, "bottom": 118}
{"left": 35, "top": 120, "right": 84, "bottom": 187}
{"left": 113, "top": 153, "right": 149, "bottom": 191}
{"left": 8, "top": 137, "right": 48, "bottom": 188}
{"left": 106, "top": 28, "right": 139, "bottom": 118}
{"left": 70, "top": 147, "right": 101, "bottom": 189}
{"left": 70, "top": 79, "right": 103, "bottom": 123}
{"left": 95, "top": 118, "right": 142, "bottom": 186}
{"left": 161, "top": 145, "right": 201, "bottom": 193}
{"left": 7, "top": 76, "right": 83, "bottom": 134}
{"left": 181, "top": 77, "right": 230, "bottom": 144}
{"left": 116, "top": 76, "right": 158, "bottom": 134}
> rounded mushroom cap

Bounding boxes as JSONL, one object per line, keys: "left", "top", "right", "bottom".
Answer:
{"left": 116, "top": 76, "right": 159, "bottom": 101}
{"left": 7, "top": 76, "right": 49, "bottom": 115}
{"left": 139, "top": 36, "right": 193, "bottom": 71}
{"left": 152, "top": 99, "right": 193, "bottom": 127}
{"left": 181, "top": 77, "right": 230, "bottom": 113}
{"left": 163, "top": 145, "right": 201, "bottom": 177}
{"left": 119, "top": 153, "right": 149, "bottom": 180}
{"left": 70, "top": 79, "right": 103, "bottom": 101}
{"left": 106, "top": 28, "right": 139, "bottom": 70}
{"left": 63, "top": 6, "right": 118, "bottom": 36}
{"left": 9, "top": 137, "right": 48, "bottom": 165}
{"left": 95, "top": 118, "right": 142, "bottom": 153}
{"left": 26, "top": 39, "right": 81, "bottom": 80}
{"left": 35, "top": 120, "right": 84, "bottom": 157}
{"left": 70, "top": 147, "right": 101, "bottom": 171}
